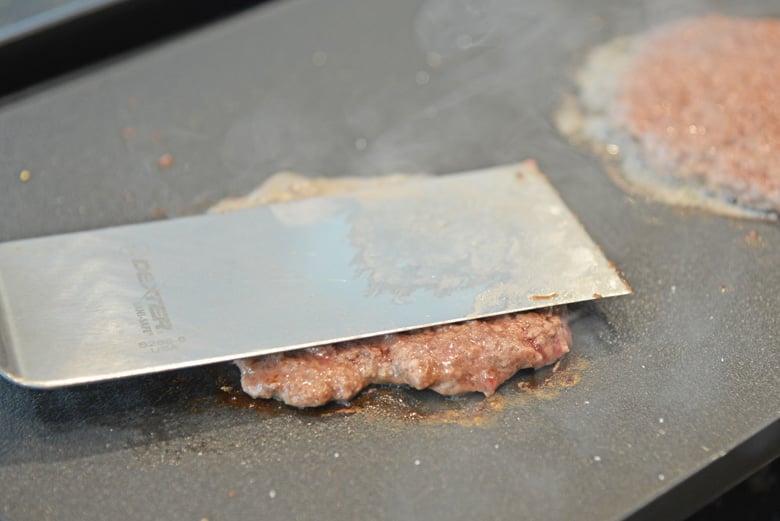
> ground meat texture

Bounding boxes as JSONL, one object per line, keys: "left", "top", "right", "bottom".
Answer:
{"left": 614, "top": 16, "right": 780, "bottom": 212}
{"left": 236, "top": 309, "right": 570, "bottom": 408}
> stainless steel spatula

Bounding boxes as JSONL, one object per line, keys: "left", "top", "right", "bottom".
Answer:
{"left": 0, "top": 162, "right": 631, "bottom": 388}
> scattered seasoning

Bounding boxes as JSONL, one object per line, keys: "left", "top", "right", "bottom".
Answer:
{"left": 530, "top": 292, "right": 558, "bottom": 301}
{"left": 414, "top": 459, "right": 421, "bottom": 466}
{"left": 157, "top": 153, "right": 174, "bottom": 169}
{"left": 269, "top": 489, "right": 277, "bottom": 499}
{"left": 151, "top": 208, "right": 168, "bottom": 219}
{"left": 592, "top": 293, "right": 603, "bottom": 299}
{"left": 658, "top": 474, "right": 666, "bottom": 481}
{"left": 593, "top": 455, "right": 602, "bottom": 462}
{"left": 19, "top": 169, "right": 31, "bottom": 182}
{"left": 121, "top": 127, "right": 135, "bottom": 140}
{"left": 744, "top": 230, "right": 764, "bottom": 247}
{"left": 228, "top": 490, "right": 236, "bottom": 499}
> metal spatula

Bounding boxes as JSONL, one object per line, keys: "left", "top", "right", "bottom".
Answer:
{"left": 0, "top": 162, "right": 631, "bottom": 388}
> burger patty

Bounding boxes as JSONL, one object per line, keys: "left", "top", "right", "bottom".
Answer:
{"left": 236, "top": 308, "right": 570, "bottom": 408}
{"left": 557, "top": 15, "right": 780, "bottom": 218}
{"left": 614, "top": 15, "right": 780, "bottom": 213}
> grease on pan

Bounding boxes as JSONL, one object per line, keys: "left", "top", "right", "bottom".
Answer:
{"left": 216, "top": 355, "right": 587, "bottom": 427}
{"left": 557, "top": 15, "right": 780, "bottom": 220}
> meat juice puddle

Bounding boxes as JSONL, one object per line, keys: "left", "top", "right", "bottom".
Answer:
{"left": 213, "top": 355, "right": 586, "bottom": 426}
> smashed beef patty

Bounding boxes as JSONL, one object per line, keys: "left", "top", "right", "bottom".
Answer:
{"left": 236, "top": 309, "right": 570, "bottom": 408}
{"left": 615, "top": 15, "right": 780, "bottom": 212}
{"left": 558, "top": 15, "right": 780, "bottom": 218}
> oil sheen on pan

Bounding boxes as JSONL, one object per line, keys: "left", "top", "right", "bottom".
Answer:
{"left": 209, "top": 165, "right": 571, "bottom": 408}
{"left": 557, "top": 15, "right": 780, "bottom": 220}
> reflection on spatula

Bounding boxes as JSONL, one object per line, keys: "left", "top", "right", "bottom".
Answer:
{"left": 0, "top": 162, "right": 630, "bottom": 388}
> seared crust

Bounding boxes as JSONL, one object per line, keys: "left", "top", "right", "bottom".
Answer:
{"left": 236, "top": 309, "right": 570, "bottom": 408}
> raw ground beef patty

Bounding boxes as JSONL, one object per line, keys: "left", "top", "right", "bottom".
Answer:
{"left": 210, "top": 173, "right": 572, "bottom": 408}
{"left": 557, "top": 15, "right": 780, "bottom": 218}
{"left": 236, "top": 309, "right": 570, "bottom": 408}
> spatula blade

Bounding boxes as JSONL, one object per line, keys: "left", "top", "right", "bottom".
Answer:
{"left": 0, "top": 162, "right": 630, "bottom": 387}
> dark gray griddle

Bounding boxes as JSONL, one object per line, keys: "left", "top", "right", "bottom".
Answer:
{"left": 0, "top": 1, "right": 778, "bottom": 520}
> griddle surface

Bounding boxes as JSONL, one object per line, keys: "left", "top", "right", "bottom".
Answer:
{"left": 0, "top": 1, "right": 778, "bottom": 520}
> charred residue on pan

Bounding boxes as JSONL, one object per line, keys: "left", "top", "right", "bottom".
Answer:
{"left": 530, "top": 292, "right": 558, "bottom": 301}
{"left": 727, "top": 220, "right": 772, "bottom": 249}
{"left": 744, "top": 230, "right": 765, "bottom": 249}
{"left": 515, "top": 356, "right": 584, "bottom": 400}
{"left": 214, "top": 355, "right": 587, "bottom": 427}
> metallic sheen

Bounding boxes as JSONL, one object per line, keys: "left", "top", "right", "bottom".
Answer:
{"left": 0, "top": 163, "right": 629, "bottom": 388}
